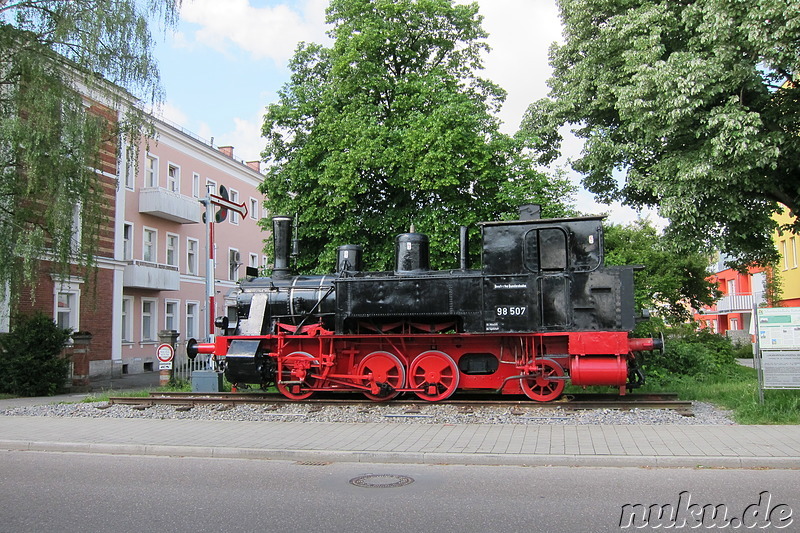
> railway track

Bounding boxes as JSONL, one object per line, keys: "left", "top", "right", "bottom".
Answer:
{"left": 108, "top": 392, "right": 694, "bottom": 416}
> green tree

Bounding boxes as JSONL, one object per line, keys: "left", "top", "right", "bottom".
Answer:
{"left": 0, "top": 0, "right": 179, "bottom": 297}
{"left": 604, "top": 220, "right": 719, "bottom": 324}
{"left": 0, "top": 311, "right": 72, "bottom": 396}
{"left": 521, "top": 0, "right": 800, "bottom": 267}
{"left": 261, "top": 0, "right": 574, "bottom": 272}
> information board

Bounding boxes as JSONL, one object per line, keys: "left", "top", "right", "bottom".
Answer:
{"left": 757, "top": 307, "right": 800, "bottom": 348}
{"left": 756, "top": 307, "right": 800, "bottom": 393}
{"left": 760, "top": 350, "right": 800, "bottom": 388}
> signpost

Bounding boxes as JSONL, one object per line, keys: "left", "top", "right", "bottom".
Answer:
{"left": 156, "top": 341, "right": 175, "bottom": 388}
{"left": 157, "top": 343, "right": 174, "bottom": 370}
{"left": 754, "top": 306, "right": 800, "bottom": 402}
{"left": 199, "top": 186, "right": 247, "bottom": 342}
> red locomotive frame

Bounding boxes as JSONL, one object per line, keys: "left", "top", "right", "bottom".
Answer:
{"left": 194, "top": 327, "right": 659, "bottom": 402}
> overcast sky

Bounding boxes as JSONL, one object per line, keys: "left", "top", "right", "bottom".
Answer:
{"left": 154, "top": 0, "right": 657, "bottom": 224}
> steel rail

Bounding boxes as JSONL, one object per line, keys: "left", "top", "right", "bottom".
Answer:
{"left": 107, "top": 392, "right": 693, "bottom": 415}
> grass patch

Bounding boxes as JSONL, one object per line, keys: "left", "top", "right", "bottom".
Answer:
{"left": 80, "top": 389, "right": 151, "bottom": 403}
{"left": 640, "top": 365, "right": 800, "bottom": 425}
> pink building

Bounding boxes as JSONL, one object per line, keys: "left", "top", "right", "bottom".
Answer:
{"left": 115, "top": 117, "right": 267, "bottom": 375}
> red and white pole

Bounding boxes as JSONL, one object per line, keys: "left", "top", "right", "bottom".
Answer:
{"left": 203, "top": 188, "right": 216, "bottom": 343}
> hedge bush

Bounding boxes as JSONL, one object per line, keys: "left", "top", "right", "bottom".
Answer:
{"left": 640, "top": 327, "right": 741, "bottom": 385}
{"left": 0, "top": 312, "right": 72, "bottom": 396}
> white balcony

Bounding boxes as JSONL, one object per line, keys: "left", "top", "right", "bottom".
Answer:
{"left": 138, "top": 187, "right": 201, "bottom": 224}
{"left": 716, "top": 292, "right": 765, "bottom": 313}
{"left": 123, "top": 260, "right": 180, "bottom": 290}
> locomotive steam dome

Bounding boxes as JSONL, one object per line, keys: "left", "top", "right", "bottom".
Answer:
{"left": 395, "top": 231, "right": 430, "bottom": 274}
{"left": 336, "top": 244, "right": 363, "bottom": 272}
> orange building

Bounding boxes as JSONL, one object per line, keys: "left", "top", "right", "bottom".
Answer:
{"left": 693, "top": 255, "right": 765, "bottom": 344}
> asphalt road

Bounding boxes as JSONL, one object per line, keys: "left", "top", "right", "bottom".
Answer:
{"left": 1, "top": 451, "right": 797, "bottom": 532}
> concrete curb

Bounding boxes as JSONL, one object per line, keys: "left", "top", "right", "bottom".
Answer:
{"left": 2, "top": 439, "right": 799, "bottom": 469}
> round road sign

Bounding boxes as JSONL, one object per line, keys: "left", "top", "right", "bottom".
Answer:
{"left": 156, "top": 343, "right": 175, "bottom": 363}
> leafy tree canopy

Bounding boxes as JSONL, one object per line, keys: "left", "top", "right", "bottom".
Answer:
{"left": 604, "top": 219, "right": 719, "bottom": 324}
{"left": 261, "top": 0, "right": 575, "bottom": 273}
{"left": 521, "top": 0, "right": 800, "bottom": 268}
{"left": 0, "top": 0, "right": 179, "bottom": 297}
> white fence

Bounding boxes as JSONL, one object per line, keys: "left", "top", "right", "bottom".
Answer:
{"left": 171, "top": 341, "right": 212, "bottom": 383}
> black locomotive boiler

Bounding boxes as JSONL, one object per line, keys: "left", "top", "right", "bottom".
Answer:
{"left": 191, "top": 207, "right": 661, "bottom": 401}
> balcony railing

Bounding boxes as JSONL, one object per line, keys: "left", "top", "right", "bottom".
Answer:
{"left": 716, "top": 292, "right": 766, "bottom": 313}
{"left": 123, "top": 260, "right": 180, "bottom": 291}
{"left": 138, "top": 187, "right": 201, "bottom": 224}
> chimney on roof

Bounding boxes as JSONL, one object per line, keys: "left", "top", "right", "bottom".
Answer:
{"left": 246, "top": 160, "right": 261, "bottom": 173}
{"left": 219, "top": 146, "right": 234, "bottom": 158}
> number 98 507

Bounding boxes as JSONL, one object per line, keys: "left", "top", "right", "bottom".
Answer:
{"left": 496, "top": 306, "right": 526, "bottom": 317}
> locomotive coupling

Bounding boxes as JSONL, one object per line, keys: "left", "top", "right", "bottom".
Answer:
{"left": 186, "top": 338, "right": 216, "bottom": 361}
{"left": 628, "top": 336, "right": 664, "bottom": 352}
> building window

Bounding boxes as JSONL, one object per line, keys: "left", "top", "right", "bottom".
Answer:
{"left": 70, "top": 203, "right": 83, "bottom": 252}
{"left": 145, "top": 154, "right": 158, "bottom": 188}
{"left": 727, "top": 279, "right": 736, "bottom": 295}
{"left": 165, "top": 300, "right": 179, "bottom": 332}
{"left": 124, "top": 165, "right": 134, "bottom": 190}
{"left": 792, "top": 237, "right": 798, "bottom": 269}
{"left": 782, "top": 240, "right": 789, "bottom": 270}
{"left": 123, "top": 223, "right": 133, "bottom": 261}
{"left": 206, "top": 179, "right": 217, "bottom": 196}
{"left": 187, "top": 238, "right": 198, "bottom": 275}
{"left": 167, "top": 164, "right": 180, "bottom": 192}
{"left": 249, "top": 253, "right": 258, "bottom": 269}
{"left": 249, "top": 198, "right": 259, "bottom": 220}
{"left": 143, "top": 228, "right": 156, "bottom": 263}
{"left": 186, "top": 302, "right": 198, "bottom": 340}
{"left": 121, "top": 297, "right": 133, "bottom": 343}
{"left": 229, "top": 248, "right": 240, "bottom": 281}
{"left": 229, "top": 189, "right": 239, "bottom": 224}
{"left": 166, "top": 233, "right": 179, "bottom": 267}
{"left": 52, "top": 277, "right": 82, "bottom": 335}
{"left": 141, "top": 299, "right": 157, "bottom": 342}
{"left": 56, "top": 292, "right": 77, "bottom": 331}
{"left": 192, "top": 173, "right": 200, "bottom": 198}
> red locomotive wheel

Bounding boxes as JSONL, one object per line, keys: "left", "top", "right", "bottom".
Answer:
{"left": 357, "top": 351, "right": 406, "bottom": 401}
{"left": 520, "top": 359, "right": 565, "bottom": 402}
{"left": 276, "top": 351, "right": 320, "bottom": 400}
{"left": 408, "top": 350, "right": 460, "bottom": 402}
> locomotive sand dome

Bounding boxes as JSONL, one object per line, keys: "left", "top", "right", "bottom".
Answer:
{"left": 190, "top": 207, "right": 663, "bottom": 401}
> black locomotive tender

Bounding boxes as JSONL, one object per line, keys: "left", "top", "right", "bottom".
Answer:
{"left": 191, "top": 206, "right": 661, "bottom": 402}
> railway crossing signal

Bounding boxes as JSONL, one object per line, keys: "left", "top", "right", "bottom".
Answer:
{"left": 198, "top": 185, "right": 247, "bottom": 343}
{"left": 201, "top": 185, "right": 248, "bottom": 223}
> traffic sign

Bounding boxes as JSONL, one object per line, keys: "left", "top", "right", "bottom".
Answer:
{"left": 156, "top": 343, "right": 174, "bottom": 363}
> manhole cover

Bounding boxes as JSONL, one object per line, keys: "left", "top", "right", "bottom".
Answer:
{"left": 349, "top": 474, "right": 415, "bottom": 489}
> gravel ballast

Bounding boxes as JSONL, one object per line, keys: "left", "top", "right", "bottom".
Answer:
{"left": 1, "top": 400, "right": 736, "bottom": 425}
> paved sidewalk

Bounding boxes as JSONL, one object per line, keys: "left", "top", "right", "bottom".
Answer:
{"left": 1, "top": 414, "right": 798, "bottom": 468}
{"left": 1, "top": 371, "right": 798, "bottom": 469}
{"left": 0, "top": 372, "right": 161, "bottom": 409}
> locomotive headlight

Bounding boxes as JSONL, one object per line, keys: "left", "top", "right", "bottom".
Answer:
{"left": 214, "top": 316, "right": 229, "bottom": 329}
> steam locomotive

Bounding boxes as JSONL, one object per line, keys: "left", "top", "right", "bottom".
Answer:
{"left": 190, "top": 206, "right": 661, "bottom": 401}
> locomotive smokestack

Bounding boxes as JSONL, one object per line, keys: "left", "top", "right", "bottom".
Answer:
{"left": 272, "top": 216, "right": 292, "bottom": 279}
{"left": 459, "top": 225, "right": 469, "bottom": 270}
